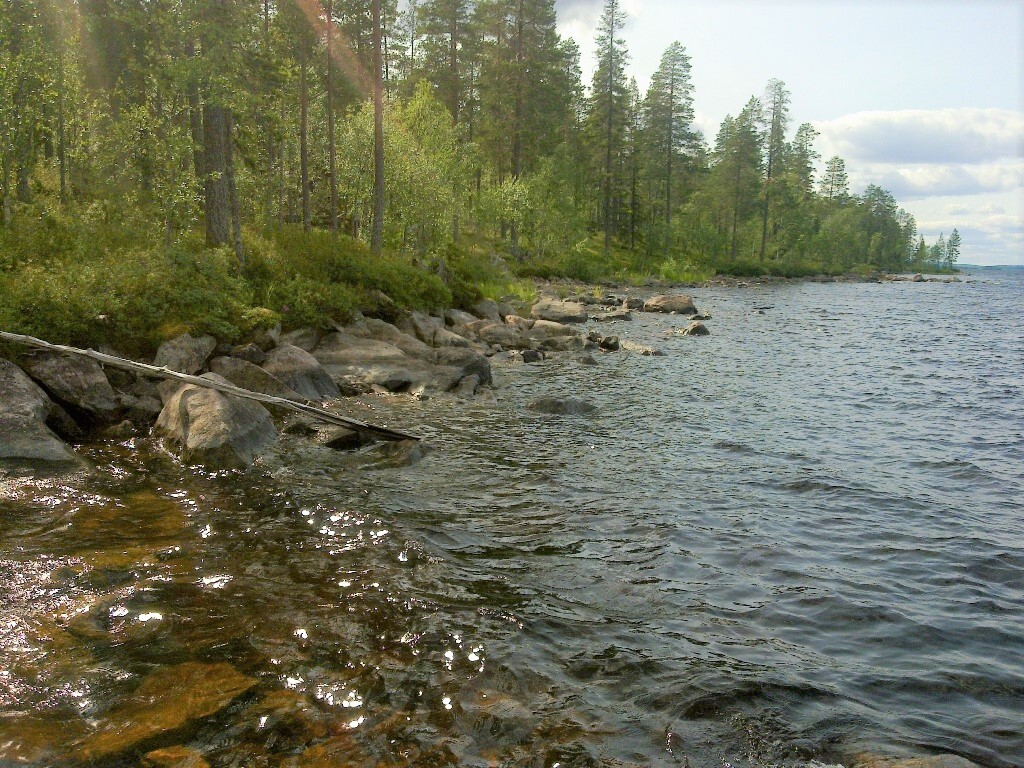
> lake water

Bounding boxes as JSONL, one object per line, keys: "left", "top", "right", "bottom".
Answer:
{"left": 1, "top": 267, "right": 1021, "bottom": 767}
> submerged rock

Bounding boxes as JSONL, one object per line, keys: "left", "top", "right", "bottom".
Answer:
{"left": 620, "top": 340, "right": 664, "bottom": 356}
{"left": 0, "top": 358, "right": 84, "bottom": 468}
{"left": 155, "top": 373, "right": 277, "bottom": 469}
{"left": 851, "top": 754, "right": 982, "bottom": 768}
{"left": 142, "top": 746, "right": 211, "bottom": 768}
{"left": 527, "top": 397, "right": 597, "bottom": 415}
{"left": 676, "top": 321, "right": 710, "bottom": 337}
{"left": 643, "top": 294, "right": 697, "bottom": 314}
{"left": 74, "top": 662, "right": 256, "bottom": 763}
{"left": 262, "top": 343, "right": 340, "bottom": 401}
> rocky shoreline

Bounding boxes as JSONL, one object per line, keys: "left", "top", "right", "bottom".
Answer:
{"left": 0, "top": 291, "right": 714, "bottom": 474}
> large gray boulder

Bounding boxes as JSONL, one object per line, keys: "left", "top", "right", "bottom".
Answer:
{"left": 643, "top": 294, "right": 697, "bottom": 314}
{"left": 402, "top": 311, "right": 471, "bottom": 348}
{"left": 209, "top": 357, "right": 305, "bottom": 402}
{"left": 20, "top": 351, "right": 120, "bottom": 424}
{"left": 261, "top": 343, "right": 340, "bottom": 401}
{"left": 527, "top": 397, "right": 597, "bottom": 415}
{"left": 478, "top": 323, "right": 531, "bottom": 350}
{"left": 154, "top": 373, "right": 276, "bottom": 469}
{"left": 528, "top": 319, "right": 581, "bottom": 339}
{"left": 471, "top": 298, "right": 502, "bottom": 323}
{"left": 154, "top": 333, "right": 217, "bottom": 375}
{"left": 530, "top": 298, "right": 588, "bottom": 324}
{"left": 0, "top": 359, "right": 84, "bottom": 467}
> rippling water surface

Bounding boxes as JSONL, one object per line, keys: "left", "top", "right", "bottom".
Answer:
{"left": 1, "top": 268, "right": 1022, "bottom": 767}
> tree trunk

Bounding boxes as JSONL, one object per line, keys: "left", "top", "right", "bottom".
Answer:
{"left": 603, "top": 2, "right": 616, "bottom": 254}
{"left": 370, "top": 0, "right": 385, "bottom": 254}
{"left": 225, "top": 110, "right": 244, "bottom": 262}
{"left": 203, "top": 103, "right": 231, "bottom": 247}
{"left": 327, "top": 0, "right": 338, "bottom": 232}
{"left": 300, "top": 40, "right": 310, "bottom": 232}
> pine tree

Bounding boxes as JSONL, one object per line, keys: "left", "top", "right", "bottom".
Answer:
{"left": 820, "top": 156, "right": 849, "bottom": 203}
{"left": 758, "top": 78, "right": 789, "bottom": 260}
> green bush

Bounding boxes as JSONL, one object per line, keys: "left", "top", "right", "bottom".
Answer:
{"left": 266, "top": 276, "right": 360, "bottom": 330}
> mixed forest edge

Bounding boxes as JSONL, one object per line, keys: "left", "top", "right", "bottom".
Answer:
{"left": 1, "top": 0, "right": 963, "bottom": 357}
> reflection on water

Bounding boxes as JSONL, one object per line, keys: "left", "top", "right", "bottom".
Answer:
{"left": 0, "top": 268, "right": 1022, "bottom": 767}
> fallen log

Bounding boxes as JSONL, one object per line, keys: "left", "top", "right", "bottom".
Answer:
{"left": 0, "top": 330, "right": 419, "bottom": 442}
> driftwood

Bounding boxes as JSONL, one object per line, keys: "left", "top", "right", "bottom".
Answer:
{"left": 0, "top": 330, "right": 419, "bottom": 442}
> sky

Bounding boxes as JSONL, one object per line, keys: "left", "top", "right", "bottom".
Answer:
{"left": 555, "top": 0, "right": 1024, "bottom": 265}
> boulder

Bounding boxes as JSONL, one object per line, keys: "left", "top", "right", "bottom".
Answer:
{"left": 528, "top": 319, "right": 580, "bottom": 338}
{"left": 598, "top": 335, "right": 620, "bottom": 352}
{"left": 677, "top": 321, "right": 710, "bottom": 337}
{"left": 344, "top": 318, "right": 434, "bottom": 358}
{"left": 911, "top": 273, "right": 925, "bottom": 282}
{"left": 527, "top": 397, "right": 597, "bottom": 415}
{"left": 593, "top": 309, "right": 633, "bottom": 322}
{"left": 521, "top": 349, "right": 544, "bottom": 364}
{"left": 20, "top": 351, "right": 120, "bottom": 425}
{"left": 471, "top": 298, "right": 503, "bottom": 323}
{"left": 403, "top": 311, "right": 471, "bottom": 348}
{"left": 643, "top": 294, "right": 697, "bottom": 314}
{"left": 620, "top": 340, "right": 664, "bottom": 356}
{"left": 578, "top": 353, "right": 598, "bottom": 366}
{"left": 478, "top": 323, "right": 531, "bottom": 350}
{"left": 0, "top": 359, "right": 84, "bottom": 467}
{"left": 317, "top": 426, "right": 370, "bottom": 451}
{"left": 434, "top": 347, "right": 493, "bottom": 387}
{"left": 445, "top": 309, "right": 479, "bottom": 327}
{"left": 279, "top": 327, "right": 320, "bottom": 352}
{"left": 154, "top": 373, "right": 277, "bottom": 469}
{"left": 503, "top": 314, "right": 535, "bottom": 331}
{"left": 154, "top": 333, "right": 217, "bottom": 376}
{"left": 210, "top": 357, "right": 305, "bottom": 401}
{"left": 74, "top": 663, "right": 255, "bottom": 763}
{"left": 229, "top": 343, "right": 267, "bottom": 366}
{"left": 455, "top": 374, "right": 481, "bottom": 398}
{"left": 262, "top": 344, "right": 340, "bottom": 401}
{"left": 118, "top": 392, "right": 163, "bottom": 426}
{"left": 538, "top": 335, "right": 586, "bottom": 353}
{"left": 623, "top": 296, "right": 645, "bottom": 310}
{"left": 530, "top": 298, "right": 588, "bottom": 324}
{"left": 246, "top": 322, "right": 281, "bottom": 352}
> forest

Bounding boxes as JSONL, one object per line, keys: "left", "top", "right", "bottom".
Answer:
{"left": 0, "top": 0, "right": 961, "bottom": 352}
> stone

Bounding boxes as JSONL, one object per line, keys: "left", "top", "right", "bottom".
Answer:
{"left": 98, "top": 419, "right": 137, "bottom": 440}
{"left": 851, "top": 754, "right": 982, "bottom": 768}
{"left": 154, "top": 373, "right": 277, "bottom": 469}
{"left": 528, "top": 319, "right": 580, "bottom": 338}
{"left": 280, "top": 327, "right": 320, "bottom": 352}
{"left": 119, "top": 392, "right": 163, "bottom": 426}
{"left": 593, "top": 309, "right": 633, "bottom": 322}
{"left": 376, "top": 439, "right": 428, "bottom": 467}
{"left": 404, "top": 311, "right": 471, "bottom": 348}
{"left": 623, "top": 296, "right": 645, "bottom": 309}
{"left": 455, "top": 374, "right": 481, "bottom": 398}
{"left": 20, "top": 351, "right": 120, "bottom": 425}
{"left": 911, "top": 273, "right": 925, "bottom": 282}
{"left": 521, "top": 349, "right": 544, "bottom": 364}
{"left": 598, "top": 335, "right": 620, "bottom": 351}
{"left": 434, "top": 347, "right": 493, "bottom": 388}
{"left": 317, "top": 426, "right": 370, "bottom": 451}
{"left": 0, "top": 359, "right": 84, "bottom": 467}
{"left": 503, "top": 314, "right": 536, "bottom": 331}
{"left": 530, "top": 298, "right": 588, "bottom": 324}
{"left": 74, "top": 662, "right": 256, "bottom": 763}
{"left": 210, "top": 356, "right": 305, "bottom": 401}
{"left": 247, "top": 322, "right": 282, "bottom": 351}
{"left": 478, "top": 323, "right": 531, "bottom": 350}
{"left": 538, "top": 335, "right": 586, "bottom": 353}
{"left": 262, "top": 343, "right": 340, "bottom": 401}
{"left": 229, "top": 343, "right": 267, "bottom": 365}
{"left": 677, "top": 321, "right": 710, "bottom": 337}
{"left": 620, "top": 340, "right": 664, "bottom": 356}
{"left": 643, "top": 294, "right": 697, "bottom": 314}
{"left": 527, "top": 397, "right": 597, "bottom": 415}
{"left": 471, "top": 298, "right": 503, "bottom": 323}
{"left": 578, "top": 353, "right": 598, "bottom": 366}
{"left": 445, "top": 309, "right": 479, "bottom": 327}
{"left": 154, "top": 333, "right": 217, "bottom": 376}
{"left": 142, "top": 746, "right": 211, "bottom": 768}
{"left": 345, "top": 318, "right": 434, "bottom": 358}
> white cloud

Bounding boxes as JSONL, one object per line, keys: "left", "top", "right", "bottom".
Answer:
{"left": 817, "top": 108, "right": 1024, "bottom": 165}
{"left": 846, "top": 160, "right": 1024, "bottom": 200}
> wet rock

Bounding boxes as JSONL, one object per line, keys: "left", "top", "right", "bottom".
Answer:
{"left": 539, "top": 335, "right": 587, "bottom": 353}
{"left": 911, "top": 273, "right": 925, "bottom": 282}
{"left": 620, "top": 340, "right": 664, "bottom": 356}
{"left": 294, "top": 734, "right": 362, "bottom": 768}
{"left": 851, "top": 754, "right": 982, "bottom": 768}
{"left": 262, "top": 343, "right": 340, "bottom": 401}
{"left": 0, "top": 713, "right": 88, "bottom": 765}
{"left": 623, "top": 296, "right": 645, "bottom": 309}
{"left": 20, "top": 351, "right": 120, "bottom": 425}
{"left": 434, "top": 347, "right": 493, "bottom": 388}
{"left": 527, "top": 397, "right": 597, "bottom": 415}
{"left": 456, "top": 373, "right": 481, "bottom": 398}
{"left": 593, "top": 309, "right": 633, "bottom": 322}
{"left": 229, "top": 342, "right": 267, "bottom": 365}
{"left": 210, "top": 356, "right": 305, "bottom": 402}
{"left": 643, "top": 294, "right": 697, "bottom": 314}
{"left": 521, "top": 349, "right": 544, "bottom": 364}
{"left": 471, "top": 298, "right": 503, "bottom": 323}
{"left": 73, "top": 662, "right": 256, "bottom": 763}
{"left": 677, "top": 321, "right": 710, "bottom": 337}
{"left": 317, "top": 425, "right": 371, "bottom": 451}
{"left": 598, "top": 335, "right": 620, "bottom": 351}
{"left": 154, "top": 373, "right": 277, "bottom": 469}
{"left": 142, "top": 745, "right": 211, "bottom": 768}
{"left": 280, "top": 327, "right": 320, "bottom": 352}
{"left": 377, "top": 439, "right": 429, "bottom": 467}
{"left": 578, "top": 353, "right": 598, "bottom": 366}
{"left": 0, "top": 359, "right": 84, "bottom": 467}
{"left": 531, "top": 298, "right": 589, "bottom": 324}
{"left": 98, "top": 419, "right": 137, "bottom": 440}
{"left": 119, "top": 391, "right": 163, "bottom": 426}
